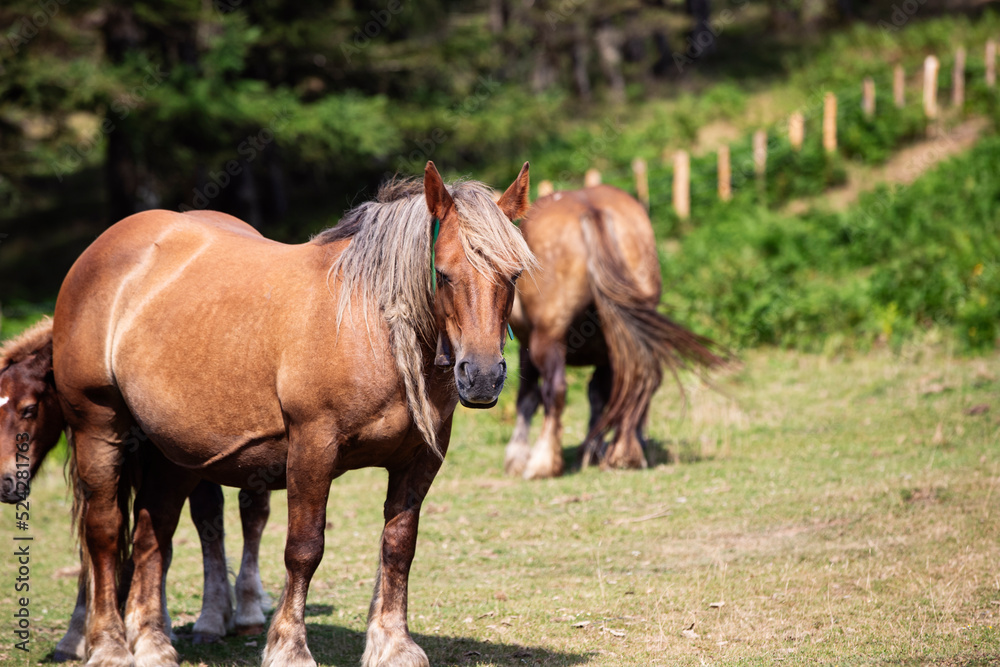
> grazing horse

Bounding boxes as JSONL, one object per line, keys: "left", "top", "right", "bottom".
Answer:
{"left": 53, "top": 161, "right": 533, "bottom": 667}
{"left": 505, "top": 185, "right": 724, "bottom": 479}
{"left": 0, "top": 317, "right": 272, "bottom": 660}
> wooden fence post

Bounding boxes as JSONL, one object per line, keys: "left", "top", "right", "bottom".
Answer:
{"left": 537, "top": 180, "right": 554, "bottom": 198}
{"left": 987, "top": 40, "right": 997, "bottom": 88}
{"left": 894, "top": 64, "right": 905, "bottom": 108}
{"left": 952, "top": 47, "right": 965, "bottom": 108}
{"left": 673, "top": 151, "right": 690, "bottom": 220}
{"left": 788, "top": 112, "right": 804, "bottom": 151}
{"left": 753, "top": 130, "right": 767, "bottom": 177}
{"left": 823, "top": 92, "right": 837, "bottom": 153}
{"left": 923, "top": 55, "right": 939, "bottom": 118}
{"left": 862, "top": 77, "right": 876, "bottom": 118}
{"left": 584, "top": 168, "right": 602, "bottom": 187}
{"left": 632, "top": 158, "right": 649, "bottom": 210}
{"left": 717, "top": 145, "right": 731, "bottom": 202}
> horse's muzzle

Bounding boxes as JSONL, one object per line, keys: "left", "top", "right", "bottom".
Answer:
{"left": 455, "top": 356, "right": 506, "bottom": 409}
{"left": 0, "top": 474, "right": 25, "bottom": 504}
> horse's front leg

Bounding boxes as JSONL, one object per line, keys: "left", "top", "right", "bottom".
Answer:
{"left": 504, "top": 344, "right": 540, "bottom": 476}
{"left": 125, "top": 452, "right": 197, "bottom": 667}
{"left": 363, "top": 432, "right": 449, "bottom": 667}
{"left": 261, "top": 432, "right": 336, "bottom": 667}
{"left": 74, "top": 424, "right": 134, "bottom": 667}
{"left": 523, "top": 332, "right": 568, "bottom": 479}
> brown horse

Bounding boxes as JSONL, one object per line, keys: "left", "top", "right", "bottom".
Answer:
{"left": 53, "top": 161, "right": 533, "bottom": 667}
{"left": 0, "top": 318, "right": 272, "bottom": 660}
{"left": 506, "top": 185, "right": 724, "bottom": 479}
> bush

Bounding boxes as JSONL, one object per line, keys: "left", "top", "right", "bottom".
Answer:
{"left": 660, "top": 135, "right": 1000, "bottom": 352}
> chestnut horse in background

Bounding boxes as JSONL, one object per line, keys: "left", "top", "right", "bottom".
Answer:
{"left": 53, "top": 161, "right": 533, "bottom": 667}
{"left": 0, "top": 317, "right": 272, "bottom": 660}
{"left": 506, "top": 185, "right": 724, "bottom": 480}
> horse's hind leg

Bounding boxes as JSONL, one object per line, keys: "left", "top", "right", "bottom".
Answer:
{"left": 523, "top": 333, "right": 567, "bottom": 480}
{"left": 504, "top": 344, "right": 540, "bottom": 476}
{"left": 190, "top": 481, "right": 233, "bottom": 643}
{"left": 363, "top": 444, "right": 446, "bottom": 667}
{"left": 125, "top": 451, "right": 197, "bottom": 667}
{"left": 602, "top": 387, "right": 651, "bottom": 471}
{"left": 234, "top": 488, "right": 271, "bottom": 635}
{"left": 580, "top": 364, "right": 612, "bottom": 469}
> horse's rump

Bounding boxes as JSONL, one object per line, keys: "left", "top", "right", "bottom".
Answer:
{"left": 575, "top": 189, "right": 725, "bottom": 443}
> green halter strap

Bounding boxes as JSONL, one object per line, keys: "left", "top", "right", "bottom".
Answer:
{"left": 431, "top": 217, "right": 440, "bottom": 293}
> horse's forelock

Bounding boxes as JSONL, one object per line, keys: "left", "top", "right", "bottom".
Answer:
{"left": 0, "top": 316, "right": 53, "bottom": 371}
{"left": 452, "top": 185, "right": 537, "bottom": 281}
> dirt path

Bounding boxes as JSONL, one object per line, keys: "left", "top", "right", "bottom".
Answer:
{"left": 785, "top": 116, "right": 990, "bottom": 215}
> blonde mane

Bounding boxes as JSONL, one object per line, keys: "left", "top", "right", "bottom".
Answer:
{"left": 312, "top": 179, "right": 535, "bottom": 456}
{"left": 0, "top": 316, "right": 53, "bottom": 370}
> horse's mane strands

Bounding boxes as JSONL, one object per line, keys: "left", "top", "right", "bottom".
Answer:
{"left": 0, "top": 316, "right": 53, "bottom": 370}
{"left": 311, "top": 177, "right": 535, "bottom": 456}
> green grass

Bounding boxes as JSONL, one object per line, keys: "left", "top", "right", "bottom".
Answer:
{"left": 3, "top": 342, "right": 999, "bottom": 666}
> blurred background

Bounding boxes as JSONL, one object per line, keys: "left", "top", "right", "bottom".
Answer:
{"left": 1, "top": 0, "right": 998, "bottom": 355}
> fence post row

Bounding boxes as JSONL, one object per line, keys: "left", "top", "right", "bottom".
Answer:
{"left": 585, "top": 45, "right": 996, "bottom": 215}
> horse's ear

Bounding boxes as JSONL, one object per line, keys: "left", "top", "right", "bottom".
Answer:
{"left": 22, "top": 342, "right": 53, "bottom": 385}
{"left": 496, "top": 162, "right": 530, "bottom": 222}
{"left": 424, "top": 161, "right": 455, "bottom": 223}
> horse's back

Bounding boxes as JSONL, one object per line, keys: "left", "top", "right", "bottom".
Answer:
{"left": 580, "top": 186, "right": 660, "bottom": 299}
{"left": 53, "top": 209, "right": 306, "bottom": 421}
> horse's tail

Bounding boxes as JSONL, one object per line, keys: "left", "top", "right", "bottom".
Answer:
{"left": 579, "top": 206, "right": 726, "bottom": 444}
{"left": 70, "top": 428, "right": 137, "bottom": 602}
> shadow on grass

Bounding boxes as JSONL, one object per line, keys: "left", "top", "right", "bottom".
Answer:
{"left": 560, "top": 436, "right": 712, "bottom": 474}
{"left": 152, "top": 624, "right": 592, "bottom": 666}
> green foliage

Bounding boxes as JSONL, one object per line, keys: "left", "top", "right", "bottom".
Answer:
{"left": 660, "top": 135, "right": 1000, "bottom": 352}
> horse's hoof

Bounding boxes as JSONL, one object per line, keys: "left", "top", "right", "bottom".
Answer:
{"left": 363, "top": 624, "right": 429, "bottom": 667}
{"left": 86, "top": 642, "right": 136, "bottom": 667}
{"left": 504, "top": 442, "right": 530, "bottom": 476}
{"left": 53, "top": 649, "right": 83, "bottom": 662}
{"left": 234, "top": 623, "right": 265, "bottom": 636}
{"left": 261, "top": 642, "right": 317, "bottom": 667}
{"left": 522, "top": 455, "right": 563, "bottom": 480}
{"left": 132, "top": 631, "right": 179, "bottom": 667}
{"left": 191, "top": 631, "right": 223, "bottom": 644}
{"left": 504, "top": 455, "right": 527, "bottom": 477}
{"left": 601, "top": 445, "right": 648, "bottom": 470}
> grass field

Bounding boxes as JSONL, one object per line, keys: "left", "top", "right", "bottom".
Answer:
{"left": 2, "top": 341, "right": 998, "bottom": 666}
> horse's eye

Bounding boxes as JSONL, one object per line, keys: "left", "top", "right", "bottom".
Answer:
{"left": 436, "top": 270, "right": 450, "bottom": 286}
{"left": 21, "top": 404, "right": 37, "bottom": 420}
{"left": 511, "top": 271, "right": 522, "bottom": 284}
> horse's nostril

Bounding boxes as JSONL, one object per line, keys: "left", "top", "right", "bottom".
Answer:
{"left": 457, "top": 360, "right": 472, "bottom": 384}
{"left": 1, "top": 475, "right": 13, "bottom": 493}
